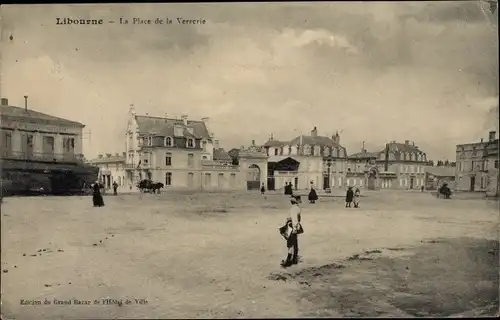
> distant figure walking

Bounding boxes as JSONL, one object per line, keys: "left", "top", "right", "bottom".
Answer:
{"left": 421, "top": 185, "right": 424, "bottom": 192}
{"left": 345, "top": 186, "right": 354, "bottom": 208}
{"left": 279, "top": 195, "right": 303, "bottom": 268}
{"left": 113, "top": 181, "right": 118, "bottom": 196}
{"left": 284, "top": 182, "right": 293, "bottom": 195}
{"left": 308, "top": 187, "right": 318, "bottom": 204}
{"left": 260, "top": 183, "right": 266, "bottom": 195}
{"left": 92, "top": 181, "right": 105, "bottom": 207}
{"left": 353, "top": 188, "right": 361, "bottom": 208}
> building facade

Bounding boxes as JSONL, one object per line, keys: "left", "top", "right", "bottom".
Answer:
{"left": 346, "top": 149, "right": 379, "bottom": 189}
{"left": 0, "top": 97, "right": 97, "bottom": 195}
{"left": 262, "top": 127, "right": 348, "bottom": 191}
{"left": 122, "top": 108, "right": 261, "bottom": 191}
{"left": 347, "top": 140, "right": 428, "bottom": 190}
{"left": 455, "top": 131, "right": 499, "bottom": 195}
{"left": 424, "top": 166, "right": 456, "bottom": 190}
{"left": 88, "top": 153, "right": 127, "bottom": 190}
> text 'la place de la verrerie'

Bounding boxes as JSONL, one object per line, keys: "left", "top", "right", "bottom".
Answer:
{"left": 55, "top": 17, "right": 207, "bottom": 25}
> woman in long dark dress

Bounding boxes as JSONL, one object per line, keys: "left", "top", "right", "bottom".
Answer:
{"left": 308, "top": 187, "right": 318, "bottom": 204}
{"left": 92, "top": 181, "right": 105, "bottom": 207}
{"left": 345, "top": 186, "right": 354, "bottom": 208}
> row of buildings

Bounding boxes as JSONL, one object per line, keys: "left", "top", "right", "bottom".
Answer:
{"left": 90, "top": 108, "right": 496, "bottom": 194}
{"left": 1, "top": 96, "right": 497, "bottom": 196}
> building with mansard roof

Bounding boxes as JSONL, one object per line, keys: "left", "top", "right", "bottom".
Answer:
{"left": 350, "top": 140, "right": 428, "bottom": 190}
{"left": 123, "top": 107, "right": 264, "bottom": 191}
{"left": 260, "top": 127, "right": 349, "bottom": 191}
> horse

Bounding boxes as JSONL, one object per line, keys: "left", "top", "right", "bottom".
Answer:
{"left": 438, "top": 185, "right": 452, "bottom": 199}
{"left": 137, "top": 180, "right": 164, "bottom": 194}
{"left": 150, "top": 182, "right": 164, "bottom": 194}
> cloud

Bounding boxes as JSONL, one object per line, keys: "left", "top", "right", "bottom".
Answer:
{"left": 1, "top": 3, "right": 498, "bottom": 161}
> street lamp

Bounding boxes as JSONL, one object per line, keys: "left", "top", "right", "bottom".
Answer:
{"left": 324, "top": 156, "right": 334, "bottom": 193}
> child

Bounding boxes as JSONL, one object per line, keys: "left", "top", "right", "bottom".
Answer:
{"left": 353, "top": 188, "right": 361, "bottom": 208}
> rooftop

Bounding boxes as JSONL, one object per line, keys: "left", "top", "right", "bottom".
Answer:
{"left": 1, "top": 101, "right": 85, "bottom": 127}
{"left": 134, "top": 114, "right": 211, "bottom": 140}
{"left": 90, "top": 153, "right": 126, "bottom": 164}
{"left": 424, "top": 166, "right": 455, "bottom": 177}
{"left": 213, "top": 148, "right": 231, "bottom": 161}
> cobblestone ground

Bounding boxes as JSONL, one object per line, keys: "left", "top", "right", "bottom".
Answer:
{"left": 1, "top": 191, "right": 498, "bottom": 319}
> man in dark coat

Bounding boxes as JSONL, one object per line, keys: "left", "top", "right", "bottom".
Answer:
{"left": 284, "top": 182, "right": 290, "bottom": 195}
{"left": 112, "top": 181, "right": 118, "bottom": 196}
{"left": 345, "top": 186, "right": 354, "bottom": 208}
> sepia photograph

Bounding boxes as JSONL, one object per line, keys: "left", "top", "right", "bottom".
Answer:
{"left": 0, "top": 1, "right": 498, "bottom": 318}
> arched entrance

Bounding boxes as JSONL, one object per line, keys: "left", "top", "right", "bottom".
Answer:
{"left": 247, "top": 164, "right": 261, "bottom": 190}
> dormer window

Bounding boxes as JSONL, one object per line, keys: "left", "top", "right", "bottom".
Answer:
{"left": 187, "top": 139, "right": 194, "bottom": 148}
{"left": 147, "top": 137, "right": 152, "bottom": 146}
{"left": 164, "top": 137, "right": 172, "bottom": 147}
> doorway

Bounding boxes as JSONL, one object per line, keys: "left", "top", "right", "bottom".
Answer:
{"left": 294, "top": 177, "right": 298, "bottom": 190}
{"left": 470, "top": 176, "right": 475, "bottom": 192}
{"left": 410, "top": 178, "right": 414, "bottom": 190}
{"left": 323, "top": 175, "right": 329, "bottom": 190}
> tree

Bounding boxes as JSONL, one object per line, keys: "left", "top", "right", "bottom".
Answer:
{"left": 444, "top": 160, "right": 449, "bottom": 166}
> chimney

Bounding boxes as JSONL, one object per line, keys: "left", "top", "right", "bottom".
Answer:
{"left": 252, "top": 139, "right": 256, "bottom": 146}
{"left": 332, "top": 131, "right": 340, "bottom": 144}
{"left": 405, "top": 140, "right": 409, "bottom": 145}
{"left": 181, "top": 114, "right": 188, "bottom": 126}
{"left": 311, "top": 127, "right": 318, "bottom": 137}
{"left": 1, "top": 98, "right": 8, "bottom": 106}
{"left": 24, "top": 95, "right": 28, "bottom": 111}
{"left": 214, "top": 139, "right": 220, "bottom": 149}
{"left": 489, "top": 131, "right": 496, "bottom": 142}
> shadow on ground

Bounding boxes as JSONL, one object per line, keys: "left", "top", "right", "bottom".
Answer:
{"left": 268, "top": 237, "right": 499, "bottom": 318}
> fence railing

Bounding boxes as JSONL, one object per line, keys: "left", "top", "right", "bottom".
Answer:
{"left": 0, "top": 150, "right": 84, "bottom": 163}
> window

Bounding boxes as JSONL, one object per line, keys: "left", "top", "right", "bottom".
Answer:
{"left": 188, "top": 153, "right": 194, "bottom": 167}
{"left": 187, "top": 139, "right": 194, "bottom": 148}
{"left": 165, "top": 172, "right": 172, "bottom": 186}
{"left": 204, "top": 173, "right": 212, "bottom": 186}
{"left": 495, "top": 160, "right": 499, "bottom": 169}
{"left": 274, "top": 148, "right": 278, "bottom": 156}
{"left": 165, "top": 153, "right": 172, "bottom": 166}
{"left": 147, "top": 137, "right": 152, "bottom": 146}
{"left": 165, "top": 137, "right": 172, "bottom": 147}
{"left": 143, "top": 159, "right": 148, "bottom": 165}
{"left": 43, "top": 136, "right": 55, "bottom": 154}
{"left": 187, "top": 172, "right": 194, "bottom": 187}
{"left": 230, "top": 173, "right": 236, "bottom": 186}
{"left": 202, "top": 140, "right": 207, "bottom": 152}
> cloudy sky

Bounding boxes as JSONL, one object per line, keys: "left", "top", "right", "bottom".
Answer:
{"left": 1, "top": 2, "right": 498, "bottom": 160}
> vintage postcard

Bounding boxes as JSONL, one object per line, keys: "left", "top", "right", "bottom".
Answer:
{"left": 0, "top": 2, "right": 498, "bottom": 319}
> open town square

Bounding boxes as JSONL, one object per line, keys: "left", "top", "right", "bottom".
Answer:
{"left": 1, "top": 190, "right": 498, "bottom": 318}
{"left": 1, "top": 2, "right": 499, "bottom": 319}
